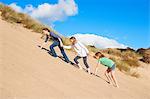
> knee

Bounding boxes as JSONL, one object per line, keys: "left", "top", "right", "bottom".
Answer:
{"left": 105, "top": 72, "right": 107, "bottom": 76}
{"left": 74, "top": 58, "right": 77, "bottom": 62}
{"left": 105, "top": 72, "right": 108, "bottom": 76}
{"left": 50, "top": 45, "right": 53, "bottom": 49}
{"left": 83, "top": 61, "right": 88, "bottom": 65}
{"left": 84, "top": 62, "right": 89, "bottom": 68}
{"left": 74, "top": 58, "right": 78, "bottom": 64}
{"left": 83, "top": 58, "right": 88, "bottom": 64}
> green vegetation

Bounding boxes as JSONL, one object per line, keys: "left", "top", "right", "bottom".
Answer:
{"left": 86, "top": 46, "right": 141, "bottom": 78}
{"left": 121, "top": 51, "right": 140, "bottom": 67}
{"left": 100, "top": 48, "right": 142, "bottom": 78}
{"left": 130, "top": 72, "right": 140, "bottom": 78}
{"left": 137, "top": 48, "right": 150, "bottom": 64}
{"left": 102, "top": 48, "right": 122, "bottom": 57}
{"left": 62, "top": 37, "right": 72, "bottom": 46}
{"left": 110, "top": 57, "right": 131, "bottom": 72}
{"left": 0, "top": 3, "right": 149, "bottom": 78}
{"left": 0, "top": 3, "right": 49, "bottom": 33}
{"left": 0, "top": 3, "right": 69, "bottom": 43}
{"left": 87, "top": 45, "right": 100, "bottom": 53}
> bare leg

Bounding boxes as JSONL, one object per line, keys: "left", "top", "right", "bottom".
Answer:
{"left": 105, "top": 71, "right": 112, "bottom": 84}
{"left": 108, "top": 73, "right": 114, "bottom": 83}
{"left": 94, "top": 67, "right": 98, "bottom": 75}
{"left": 110, "top": 71, "right": 119, "bottom": 88}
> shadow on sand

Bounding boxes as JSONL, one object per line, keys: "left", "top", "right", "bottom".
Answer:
{"left": 37, "top": 45, "right": 78, "bottom": 67}
{"left": 37, "top": 45, "right": 110, "bottom": 84}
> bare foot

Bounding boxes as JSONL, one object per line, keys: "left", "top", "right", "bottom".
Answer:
{"left": 116, "top": 85, "right": 119, "bottom": 88}
{"left": 114, "top": 84, "right": 119, "bottom": 88}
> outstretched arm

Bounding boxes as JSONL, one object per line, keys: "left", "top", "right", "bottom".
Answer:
{"left": 63, "top": 45, "right": 72, "bottom": 50}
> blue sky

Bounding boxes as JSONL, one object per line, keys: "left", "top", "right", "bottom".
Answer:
{"left": 1, "top": 0, "right": 149, "bottom": 48}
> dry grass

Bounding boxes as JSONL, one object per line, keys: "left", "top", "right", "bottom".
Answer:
{"left": 62, "top": 37, "right": 72, "bottom": 46}
{"left": 130, "top": 72, "right": 140, "bottom": 78}
{"left": 58, "top": 37, "right": 141, "bottom": 77}
{"left": 0, "top": 3, "right": 48, "bottom": 33}
{"left": 121, "top": 51, "right": 140, "bottom": 67}
{"left": 110, "top": 57, "right": 131, "bottom": 72}
{"left": 84, "top": 47, "right": 140, "bottom": 76}
{"left": 102, "top": 49, "right": 140, "bottom": 67}
{"left": 110, "top": 57, "right": 140, "bottom": 78}
{"left": 102, "top": 48, "right": 122, "bottom": 57}
{"left": 105, "top": 49, "right": 140, "bottom": 77}
{"left": 0, "top": 3, "right": 143, "bottom": 78}
{"left": 0, "top": 3, "right": 68, "bottom": 42}
{"left": 140, "top": 49, "right": 150, "bottom": 64}
{"left": 87, "top": 45, "right": 100, "bottom": 53}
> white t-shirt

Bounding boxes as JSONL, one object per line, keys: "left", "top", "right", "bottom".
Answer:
{"left": 64, "top": 41, "right": 89, "bottom": 57}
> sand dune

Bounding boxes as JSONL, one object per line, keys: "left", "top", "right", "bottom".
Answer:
{"left": 0, "top": 19, "right": 150, "bottom": 99}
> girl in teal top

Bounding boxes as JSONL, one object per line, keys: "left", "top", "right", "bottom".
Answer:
{"left": 94, "top": 52, "right": 119, "bottom": 88}
{"left": 98, "top": 57, "right": 115, "bottom": 69}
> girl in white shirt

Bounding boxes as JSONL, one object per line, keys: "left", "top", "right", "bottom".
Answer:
{"left": 64, "top": 37, "right": 91, "bottom": 74}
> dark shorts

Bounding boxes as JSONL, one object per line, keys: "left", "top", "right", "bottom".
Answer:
{"left": 108, "top": 64, "right": 116, "bottom": 71}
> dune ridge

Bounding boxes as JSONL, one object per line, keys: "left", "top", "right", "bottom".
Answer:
{"left": 0, "top": 19, "right": 150, "bottom": 99}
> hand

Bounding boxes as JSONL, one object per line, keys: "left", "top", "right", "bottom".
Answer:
{"left": 87, "top": 53, "right": 89, "bottom": 56}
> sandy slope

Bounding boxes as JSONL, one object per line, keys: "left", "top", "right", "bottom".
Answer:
{"left": 0, "top": 19, "right": 150, "bottom": 99}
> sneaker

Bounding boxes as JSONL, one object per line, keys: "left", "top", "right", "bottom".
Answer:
{"left": 64, "top": 60, "right": 70, "bottom": 63}
{"left": 48, "top": 51, "right": 52, "bottom": 54}
{"left": 48, "top": 52, "right": 57, "bottom": 57}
